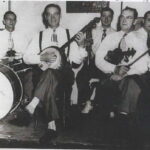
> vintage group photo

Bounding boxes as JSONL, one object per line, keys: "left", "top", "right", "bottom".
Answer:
{"left": 0, "top": 0, "right": 149, "bottom": 149}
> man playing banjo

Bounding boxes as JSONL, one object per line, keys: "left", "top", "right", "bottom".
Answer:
{"left": 9, "top": 3, "right": 87, "bottom": 143}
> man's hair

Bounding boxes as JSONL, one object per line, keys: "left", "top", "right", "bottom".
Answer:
{"left": 101, "top": 7, "right": 114, "bottom": 17}
{"left": 42, "top": 4, "right": 61, "bottom": 28}
{"left": 144, "top": 11, "right": 150, "bottom": 20}
{"left": 3, "top": 11, "right": 17, "bottom": 20}
{"left": 122, "top": 6, "right": 138, "bottom": 19}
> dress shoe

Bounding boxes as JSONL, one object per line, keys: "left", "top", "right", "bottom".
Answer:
{"left": 81, "top": 100, "right": 93, "bottom": 114}
{"left": 8, "top": 109, "right": 32, "bottom": 127}
{"left": 39, "top": 129, "right": 57, "bottom": 144}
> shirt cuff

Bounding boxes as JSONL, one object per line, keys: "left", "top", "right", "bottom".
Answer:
{"left": 36, "top": 55, "right": 41, "bottom": 64}
{"left": 79, "top": 47, "right": 88, "bottom": 58}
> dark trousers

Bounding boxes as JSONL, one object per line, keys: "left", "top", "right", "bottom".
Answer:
{"left": 22, "top": 70, "right": 34, "bottom": 100}
{"left": 32, "top": 65, "right": 74, "bottom": 123}
{"left": 34, "top": 69, "right": 60, "bottom": 122}
{"left": 74, "top": 60, "right": 105, "bottom": 106}
{"left": 95, "top": 72, "right": 150, "bottom": 115}
{"left": 95, "top": 78, "right": 120, "bottom": 116}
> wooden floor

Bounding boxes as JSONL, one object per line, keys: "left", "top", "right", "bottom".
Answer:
{"left": 0, "top": 106, "right": 150, "bottom": 149}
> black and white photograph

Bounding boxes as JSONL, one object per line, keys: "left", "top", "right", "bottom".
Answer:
{"left": 0, "top": 0, "right": 150, "bottom": 149}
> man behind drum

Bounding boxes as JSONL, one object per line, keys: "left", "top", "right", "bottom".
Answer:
{"left": 0, "top": 11, "right": 28, "bottom": 60}
{"left": 9, "top": 4, "right": 87, "bottom": 143}
{"left": 0, "top": 11, "right": 32, "bottom": 103}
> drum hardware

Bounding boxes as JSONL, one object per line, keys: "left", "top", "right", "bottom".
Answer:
{"left": 15, "top": 67, "right": 32, "bottom": 73}
{"left": 6, "top": 58, "right": 32, "bottom": 74}
{"left": 10, "top": 62, "right": 22, "bottom": 66}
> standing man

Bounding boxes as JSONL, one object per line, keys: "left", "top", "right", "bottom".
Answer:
{"left": 9, "top": 3, "right": 87, "bottom": 143}
{"left": 82, "top": 7, "right": 116, "bottom": 114}
{"left": 92, "top": 7, "right": 116, "bottom": 54}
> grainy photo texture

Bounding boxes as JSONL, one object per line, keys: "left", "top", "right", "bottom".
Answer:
{"left": 0, "top": 1, "right": 149, "bottom": 149}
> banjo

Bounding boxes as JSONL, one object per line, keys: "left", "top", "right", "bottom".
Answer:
{"left": 39, "top": 17, "right": 100, "bottom": 71}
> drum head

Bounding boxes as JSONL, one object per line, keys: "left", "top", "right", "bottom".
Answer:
{"left": 0, "top": 72, "right": 13, "bottom": 119}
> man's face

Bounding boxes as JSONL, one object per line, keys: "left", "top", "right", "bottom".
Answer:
{"left": 120, "top": 10, "right": 135, "bottom": 32}
{"left": 45, "top": 7, "right": 60, "bottom": 28}
{"left": 3, "top": 13, "right": 16, "bottom": 32}
{"left": 101, "top": 11, "right": 113, "bottom": 28}
{"left": 144, "top": 13, "right": 150, "bottom": 33}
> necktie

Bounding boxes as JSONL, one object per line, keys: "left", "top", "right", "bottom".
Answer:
{"left": 51, "top": 29, "right": 58, "bottom": 43}
{"left": 147, "top": 33, "right": 150, "bottom": 49}
{"left": 101, "top": 29, "right": 107, "bottom": 41}
{"left": 120, "top": 33, "right": 127, "bottom": 51}
{"left": 8, "top": 32, "right": 14, "bottom": 51}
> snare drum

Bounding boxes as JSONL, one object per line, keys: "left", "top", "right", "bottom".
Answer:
{"left": 0, "top": 63, "right": 23, "bottom": 119}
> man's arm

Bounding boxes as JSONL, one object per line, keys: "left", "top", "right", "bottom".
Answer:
{"left": 123, "top": 32, "right": 149, "bottom": 75}
{"left": 69, "top": 32, "right": 88, "bottom": 65}
{"left": 23, "top": 33, "right": 41, "bottom": 65}
{"left": 95, "top": 34, "right": 116, "bottom": 74}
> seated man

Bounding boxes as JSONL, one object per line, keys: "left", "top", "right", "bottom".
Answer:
{"left": 95, "top": 7, "right": 150, "bottom": 118}
{"left": 0, "top": 11, "right": 31, "bottom": 102}
{"left": 9, "top": 4, "right": 87, "bottom": 143}
{"left": 0, "top": 11, "right": 28, "bottom": 59}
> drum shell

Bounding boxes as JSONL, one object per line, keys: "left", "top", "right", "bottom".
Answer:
{"left": 0, "top": 64, "right": 23, "bottom": 119}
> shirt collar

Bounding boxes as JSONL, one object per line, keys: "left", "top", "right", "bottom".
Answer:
{"left": 101, "top": 26, "right": 112, "bottom": 32}
{"left": 48, "top": 26, "right": 61, "bottom": 32}
{"left": 140, "top": 27, "right": 149, "bottom": 37}
{"left": 119, "top": 30, "right": 127, "bottom": 36}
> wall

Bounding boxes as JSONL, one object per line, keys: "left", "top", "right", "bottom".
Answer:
{"left": 0, "top": 1, "right": 8, "bottom": 29}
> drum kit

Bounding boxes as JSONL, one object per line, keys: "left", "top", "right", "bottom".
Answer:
{"left": 0, "top": 53, "right": 31, "bottom": 120}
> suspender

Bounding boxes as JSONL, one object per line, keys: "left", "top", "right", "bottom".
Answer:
{"left": 39, "top": 31, "right": 43, "bottom": 53}
{"left": 66, "top": 29, "right": 70, "bottom": 58}
{"left": 39, "top": 29, "right": 70, "bottom": 56}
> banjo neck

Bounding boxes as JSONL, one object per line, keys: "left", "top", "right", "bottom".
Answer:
{"left": 60, "top": 17, "right": 100, "bottom": 51}
{"left": 39, "top": 17, "right": 100, "bottom": 71}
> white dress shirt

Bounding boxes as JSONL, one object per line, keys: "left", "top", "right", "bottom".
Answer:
{"left": 124, "top": 27, "right": 150, "bottom": 75}
{"left": 95, "top": 31, "right": 125, "bottom": 74}
{"left": 92, "top": 25, "right": 116, "bottom": 54}
{"left": 0, "top": 29, "right": 28, "bottom": 60}
{"left": 23, "top": 26, "right": 87, "bottom": 65}
{"left": 95, "top": 28, "right": 150, "bottom": 75}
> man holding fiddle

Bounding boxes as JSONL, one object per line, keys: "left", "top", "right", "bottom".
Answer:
{"left": 95, "top": 6, "right": 150, "bottom": 118}
{"left": 9, "top": 3, "right": 87, "bottom": 143}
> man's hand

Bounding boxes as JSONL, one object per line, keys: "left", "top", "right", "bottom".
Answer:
{"left": 114, "top": 65, "right": 129, "bottom": 77}
{"left": 75, "top": 32, "right": 86, "bottom": 48}
{"left": 110, "top": 74, "right": 123, "bottom": 81}
{"left": 40, "top": 52, "right": 57, "bottom": 63}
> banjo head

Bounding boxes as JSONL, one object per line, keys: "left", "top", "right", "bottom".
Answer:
{"left": 39, "top": 46, "right": 62, "bottom": 71}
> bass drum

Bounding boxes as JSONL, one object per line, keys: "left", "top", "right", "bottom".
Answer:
{"left": 0, "top": 63, "right": 23, "bottom": 119}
